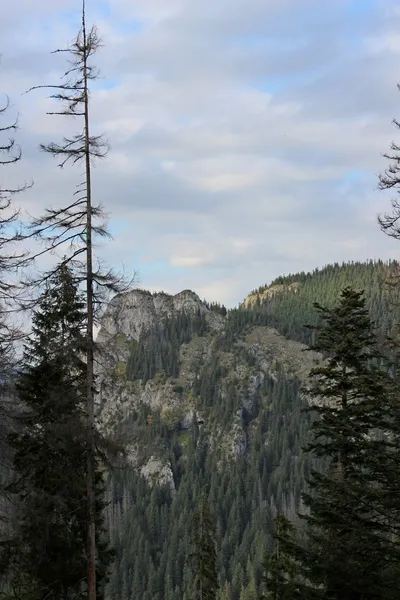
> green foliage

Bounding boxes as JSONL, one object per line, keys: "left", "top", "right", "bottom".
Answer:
{"left": 126, "top": 309, "right": 208, "bottom": 383}
{"left": 172, "top": 384, "right": 184, "bottom": 394}
{"left": 190, "top": 494, "right": 219, "bottom": 600}
{"left": 261, "top": 515, "right": 301, "bottom": 600}
{"left": 227, "top": 260, "right": 397, "bottom": 347}
{"left": 203, "top": 301, "right": 228, "bottom": 317}
{"left": 282, "top": 287, "right": 400, "bottom": 599}
{"left": 107, "top": 371, "right": 309, "bottom": 600}
{"left": 106, "top": 261, "right": 400, "bottom": 600}
{"left": 2, "top": 265, "right": 112, "bottom": 600}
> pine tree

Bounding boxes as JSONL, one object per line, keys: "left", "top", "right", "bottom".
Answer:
{"left": 191, "top": 494, "right": 219, "bottom": 600}
{"left": 261, "top": 515, "right": 300, "bottom": 600}
{"left": 287, "top": 287, "right": 400, "bottom": 599}
{"left": 239, "top": 574, "right": 257, "bottom": 600}
{"left": 3, "top": 264, "right": 112, "bottom": 600}
{"left": 219, "top": 582, "right": 231, "bottom": 600}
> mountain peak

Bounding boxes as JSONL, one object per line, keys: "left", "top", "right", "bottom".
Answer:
{"left": 97, "top": 288, "right": 209, "bottom": 344}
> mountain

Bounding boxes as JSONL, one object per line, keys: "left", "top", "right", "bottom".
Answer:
{"left": 97, "top": 260, "right": 398, "bottom": 600}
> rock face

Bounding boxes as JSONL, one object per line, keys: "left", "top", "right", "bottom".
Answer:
{"left": 141, "top": 457, "right": 175, "bottom": 493}
{"left": 242, "top": 281, "right": 300, "bottom": 308}
{"left": 95, "top": 288, "right": 226, "bottom": 489}
{"left": 97, "top": 289, "right": 214, "bottom": 345}
{"left": 95, "top": 288, "right": 223, "bottom": 400}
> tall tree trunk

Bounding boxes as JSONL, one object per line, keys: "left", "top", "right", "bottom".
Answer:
{"left": 25, "top": 2, "right": 131, "bottom": 594}
{"left": 82, "top": 2, "right": 96, "bottom": 598}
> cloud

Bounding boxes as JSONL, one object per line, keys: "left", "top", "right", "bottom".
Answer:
{"left": 1, "top": 0, "right": 399, "bottom": 307}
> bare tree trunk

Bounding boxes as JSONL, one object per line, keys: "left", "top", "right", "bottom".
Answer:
{"left": 82, "top": 2, "right": 96, "bottom": 597}
{"left": 23, "top": 2, "right": 133, "bottom": 595}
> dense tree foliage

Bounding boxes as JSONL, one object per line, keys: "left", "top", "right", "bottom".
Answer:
{"left": 190, "top": 494, "right": 219, "bottom": 600}
{"left": 278, "top": 287, "right": 400, "bottom": 599}
{"left": 261, "top": 515, "right": 301, "bottom": 600}
{"left": 105, "top": 261, "right": 400, "bottom": 600}
{"left": 126, "top": 310, "right": 208, "bottom": 383}
{"left": 228, "top": 260, "right": 397, "bottom": 347}
{"left": 0, "top": 266, "right": 112, "bottom": 600}
{"left": 106, "top": 369, "right": 309, "bottom": 600}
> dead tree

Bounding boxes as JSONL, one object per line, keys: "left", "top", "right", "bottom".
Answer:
{"left": 24, "top": 3, "right": 130, "bottom": 598}
{"left": 0, "top": 86, "right": 31, "bottom": 540}
{"left": 378, "top": 85, "right": 400, "bottom": 323}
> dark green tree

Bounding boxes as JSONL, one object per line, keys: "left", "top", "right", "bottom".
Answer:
{"left": 191, "top": 494, "right": 219, "bottom": 600}
{"left": 261, "top": 515, "right": 300, "bottom": 600}
{"left": 288, "top": 287, "right": 400, "bottom": 599}
{"left": 3, "top": 264, "right": 112, "bottom": 600}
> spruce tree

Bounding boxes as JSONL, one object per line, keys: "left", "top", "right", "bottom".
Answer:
{"left": 3, "top": 264, "right": 112, "bottom": 600}
{"left": 191, "top": 494, "right": 219, "bottom": 600}
{"left": 261, "top": 515, "right": 300, "bottom": 600}
{"left": 287, "top": 287, "right": 400, "bottom": 599}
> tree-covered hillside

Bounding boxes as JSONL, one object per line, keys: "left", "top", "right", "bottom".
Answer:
{"left": 107, "top": 374, "right": 309, "bottom": 600}
{"left": 102, "top": 260, "right": 398, "bottom": 600}
{"left": 234, "top": 260, "right": 399, "bottom": 345}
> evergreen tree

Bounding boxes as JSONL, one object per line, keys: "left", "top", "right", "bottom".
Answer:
{"left": 191, "top": 494, "right": 219, "bottom": 600}
{"left": 3, "top": 265, "right": 112, "bottom": 600}
{"left": 285, "top": 287, "right": 400, "bottom": 599}
{"left": 261, "top": 515, "right": 299, "bottom": 600}
{"left": 239, "top": 574, "right": 257, "bottom": 600}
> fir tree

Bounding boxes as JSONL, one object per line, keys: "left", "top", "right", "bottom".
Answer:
{"left": 191, "top": 494, "right": 219, "bottom": 600}
{"left": 288, "top": 287, "right": 400, "bottom": 599}
{"left": 3, "top": 264, "right": 112, "bottom": 600}
{"left": 261, "top": 515, "right": 300, "bottom": 600}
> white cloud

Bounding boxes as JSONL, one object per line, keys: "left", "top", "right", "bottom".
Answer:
{"left": 1, "top": 0, "right": 399, "bottom": 306}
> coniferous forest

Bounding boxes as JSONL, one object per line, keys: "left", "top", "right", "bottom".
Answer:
{"left": 2, "top": 2, "right": 400, "bottom": 600}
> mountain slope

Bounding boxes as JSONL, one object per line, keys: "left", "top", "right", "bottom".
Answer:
{"left": 237, "top": 259, "right": 398, "bottom": 345}
{"left": 98, "top": 260, "right": 397, "bottom": 600}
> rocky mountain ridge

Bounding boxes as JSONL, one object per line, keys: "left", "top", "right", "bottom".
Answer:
{"left": 102, "top": 260, "right": 396, "bottom": 600}
{"left": 97, "top": 288, "right": 222, "bottom": 344}
{"left": 96, "top": 289, "right": 226, "bottom": 488}
{"left": 95, "top": 287, "right": 320, "bottom": 491}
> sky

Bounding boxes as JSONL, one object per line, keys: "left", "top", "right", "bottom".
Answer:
{"left": 1, "top": 0, "right": 400, "bottom": 307}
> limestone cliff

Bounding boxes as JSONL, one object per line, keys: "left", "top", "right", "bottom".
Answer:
{"left": 103, "top": 260, "right": 395, "bottom": 600}
{"left": 97, "top": 288, "right": 221, "bottom": 345}
{"left": 242, "top": 281, "right": 300, "bottom": 308}
{"left": 95, "top": 287, "right": 321, "bottom": 491}
{"left": 95, "top": 289, "right": 225, "bottom": 488}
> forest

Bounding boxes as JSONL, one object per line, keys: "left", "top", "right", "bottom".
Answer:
{"left": 103, "top": 260, "right": 400, "bottom": 600}
{"left": 1, "top": 1, "right": 400, "bottom": 600}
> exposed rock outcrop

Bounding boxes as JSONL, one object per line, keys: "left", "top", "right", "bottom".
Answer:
{"left": 97, "top": 288, "right": 220, "bottom": 346}
{"left": 242, "top": 281, "right": 300, "bottom": 308}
